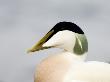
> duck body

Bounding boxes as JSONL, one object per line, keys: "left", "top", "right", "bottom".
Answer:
{"left": 34, "top": 52, "right": 110, "bottom": 82}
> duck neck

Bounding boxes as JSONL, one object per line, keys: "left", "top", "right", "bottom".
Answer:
{"left": 62, "top": 33, "right": 88, "bottom": 61}
{"left": 59, "top": 51, "right": 87, "bottom": 62}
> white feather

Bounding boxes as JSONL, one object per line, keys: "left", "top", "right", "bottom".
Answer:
{"left": 64, "top": 61, "right": 110, "bottom": 82}
{"left": 43, "top": 30, "right": 76, "bottom": 53}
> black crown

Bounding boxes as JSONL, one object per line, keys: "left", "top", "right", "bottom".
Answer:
{"left": 50, "top": 22, "right": 84, "bottom": 34}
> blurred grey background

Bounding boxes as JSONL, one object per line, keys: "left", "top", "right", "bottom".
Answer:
{"left": 0, "top": 0, "right": 110, "bottom": 82}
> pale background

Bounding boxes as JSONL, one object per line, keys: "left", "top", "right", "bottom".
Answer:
{"left": 0, "top": 0, "right": 110, "bottom": 82}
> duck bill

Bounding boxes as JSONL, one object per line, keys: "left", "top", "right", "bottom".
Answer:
{"left": 27, "top": 30, "right": 54, "bottom": 53}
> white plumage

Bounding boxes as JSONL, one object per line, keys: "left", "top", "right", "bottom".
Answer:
{"left": 64, "top": 61, "right": 110, "bottom": 82}
{"left": 34, "top": 52, "right": 110, "bottom": 82}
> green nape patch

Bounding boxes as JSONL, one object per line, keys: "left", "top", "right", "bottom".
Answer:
{"left": 74, "top": 34, "right": 88, "bottom": 55}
